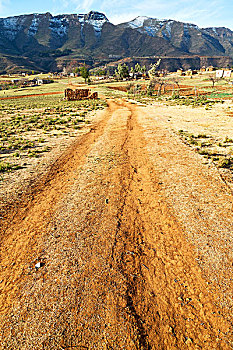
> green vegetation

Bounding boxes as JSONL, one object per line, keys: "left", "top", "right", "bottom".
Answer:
{"left": 178, "top": 130, "right": 233, "bottom": 170}
{"left": 206, "top": 92, "right": 233, "bottom": 99}
{"left": 80, "top": 66, "right": 90, "bottom": 83}
{"left": 0, "top": 161, "right": 21, "bottom": 173}
{"left": 168, "top": 95, "right": 218, "bottom": 108}
{"left": 217, "top": 157, "right": 233, "bottom": 169}
{"left": 115, "top": 64, "right": 129, "bottom": 80}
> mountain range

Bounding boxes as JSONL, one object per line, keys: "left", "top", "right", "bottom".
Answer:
{"left": 0, "top": 11, "right": 233, "bottom": 73}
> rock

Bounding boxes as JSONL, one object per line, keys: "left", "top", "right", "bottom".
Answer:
{"left": 35, "top": 262, "right": 42, "bottom": 269}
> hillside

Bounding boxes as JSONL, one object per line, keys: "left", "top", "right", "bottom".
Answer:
{"left": 0, "top": 11, "right": 233, "bottom": 72}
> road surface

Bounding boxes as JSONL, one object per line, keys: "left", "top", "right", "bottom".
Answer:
{"left": 0, "top": 99, "right": 233, "bottom": 349}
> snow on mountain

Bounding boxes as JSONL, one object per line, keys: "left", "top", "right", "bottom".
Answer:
{"left": 49, "top": 16, "right": 68, "bottom": 37}
{"left": 0, "top": 12, "right": 205, "bottom": 43}
{"left": 0, "top": 11, "right": 108, "bottom": 41}
{"left": 188, "top": 23, "right": 200, "bottom": 30}
{"left": 0, "top": 10, "right": 232, "bottom": 58}
{"left": 28, "top": 14, "right": 40, "bottom": 36}
{"left": 202, "top": 26, "right": 233, "bottom": 37}
{"left": 78, "top": 11, "right": 109, "bottom": 37}
{"left": 127, "top": 16, "right": 173, "bottom": 37}
{"left": 2, "top": 16, "right": 25, "bottom": 40}
{"left": 162, "top": 21, "right": 173, "bottom": 39}
{"left": 127, "top": 16, "right": 150, "bottom": 29}
{"left": 211, "top": 27, "right": 218, "bottom": 35}
{"left": 125, "top": 16, "right": 203, "bottom": 40}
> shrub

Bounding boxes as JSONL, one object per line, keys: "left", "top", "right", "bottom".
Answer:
{"left": 217, "top": 157, "right": 233, "bottom": 168}
{"left": 0, "top": 162, "right": 20, "bottom": 172}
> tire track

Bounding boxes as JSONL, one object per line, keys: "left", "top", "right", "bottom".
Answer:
{"left": 108, "top": 101, "right": 233, "bottom": 349}
{"left": 0, "top": 101, "right": 115, "bottom": 315}
{"left": 0, "top": 99, "right": 232, "bottom": 349}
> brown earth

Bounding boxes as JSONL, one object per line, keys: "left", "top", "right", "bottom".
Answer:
{"left": 0, "top": 99, "right": 233, "bottom": 349}
{"left": 107, "top": 84, "right": 210, "bottom": 97}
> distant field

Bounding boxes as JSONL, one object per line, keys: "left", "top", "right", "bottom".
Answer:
{"left": 0, "top": 88, "right": 107, "bottom": 180}
{"left": 1, "top": 72, "right": 233, "bottom": 182}
{"left": 0, "top": 76, "right": 86, "bottom": 98}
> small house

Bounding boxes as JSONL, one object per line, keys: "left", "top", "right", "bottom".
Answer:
{"left": 223, "top": 70, "right": 232, "bottom": 78}
{"left": 36, "top": 78, "right": 53, "bottom": 85}
{"left": 177, "top": 69, "right": 184, "bottom": 76}
{"left": 36, "top": 79, "right": 44, "bottom": 85}
{"left": 216, "top": 70, "right": 224, "bottom": 78}
{"left": 185, "top": 70, "right": 193, "bottom": 76}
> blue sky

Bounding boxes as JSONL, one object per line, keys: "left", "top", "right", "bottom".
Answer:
{"left": 0, "top": 0, "right": 232, "bottom": 29}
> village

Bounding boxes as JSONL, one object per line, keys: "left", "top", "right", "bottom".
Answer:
{"left": 1, "top": 62, "right": 233, "bottom": 99}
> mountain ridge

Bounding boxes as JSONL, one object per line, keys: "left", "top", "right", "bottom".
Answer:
{"left": 0, "top": 11, "right": 232, "bottom": 73}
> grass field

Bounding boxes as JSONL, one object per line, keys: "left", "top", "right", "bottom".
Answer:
{"left": 0, "top": 91, "right": 107, "bottom": 176}
{"left": 1, "top": 72, "right": 233, "bottom": 179}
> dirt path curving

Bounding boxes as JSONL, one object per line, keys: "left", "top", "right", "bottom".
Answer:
{"left": 0, "top": 100, "right": 232, "bottom": 349}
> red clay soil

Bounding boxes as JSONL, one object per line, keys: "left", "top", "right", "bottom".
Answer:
{"left": 108, "top": 85, "right": 128, "bottom": 92}
{"left": 0, "top": 100, "right": 232, "bottom": 349}
{"left": 107, "top": 84, "right": 209, "bottom": 97}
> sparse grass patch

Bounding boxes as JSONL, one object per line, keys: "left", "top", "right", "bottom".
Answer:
{"left": 0, "top": 94, "right": 107, "bottom": 175}
{"left": 168, "top": 96, "right": 218, "bottom": 108}
{"left": 223, "top": 136, "right": 233, "bottom": 143}
{"left": 0, "top": 161, "right": 21, "bottom": 173}
{"left": 178, "top": 130, "right": 233, "bottom": 172}
{"left": 217, "top": 157, "right": 233, "bottom": 169}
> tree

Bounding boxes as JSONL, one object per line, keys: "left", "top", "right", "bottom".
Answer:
{"left": 117, "top": 63, "right": 129, "bottom": 79}
{"left": 208, "top": 74, "right": 218, "bottom": 88}
{"left": 171, "top": 77, "right": 181, "bottom": 97}
{"left": 142, "top": 65, "right": 147, "bottom": 74}
{"left": 135, "top": 83, "right": 142, "bottom": 96}
{"left": 135, "top": 63, "right": 141, "bottom": 73}
{"left": 148, "top": 77, "right": 168, "bottom": 97}
{"left": 147, "top": 80, "right": 155, "bottom": 96}
{"left": 126, "top": 82, "right": 135, "bottom": 94}
{"left": 91, "top": 68, "right": 106, "bottom": 76}
{"left": 74, "top": 67, "right": 80, "bottom": 75}
{"left": 155, "top": 77, "right": 167, "bottom": 96}
{"left": 80, "top": 66, "right": 90, "bottom": 83}
{"left": 148, "top": 59, "right": 161, "bottom": 79}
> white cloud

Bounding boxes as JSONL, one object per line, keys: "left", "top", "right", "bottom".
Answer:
{"left": 104, "top": 0, "right": 229, "bottom": 28}
{"left": 0, "top": 0, "right": 10, "bottom": 15}
{"left": 75, "top": 0, "right": 95, "bottom": 12}
{"left": 167, "top": 0, "right": 225, "bottom": 27}
{"left": 45, "top": 0, "right": 233, "bottom": 30}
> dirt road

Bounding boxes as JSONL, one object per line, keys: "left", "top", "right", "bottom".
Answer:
{"left": 0, "top": 100, "right": 233, "bottom": 349}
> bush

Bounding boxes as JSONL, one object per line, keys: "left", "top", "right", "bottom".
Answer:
{"left": 217, "top": 157, "right": 233, "bottom": 168}
{"left": 0, "top": 162, "right": 20, "bottom": 173}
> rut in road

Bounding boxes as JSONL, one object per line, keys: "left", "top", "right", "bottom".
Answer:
{"left": 0, "top": 100, "right": 232, "bottom": 349}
